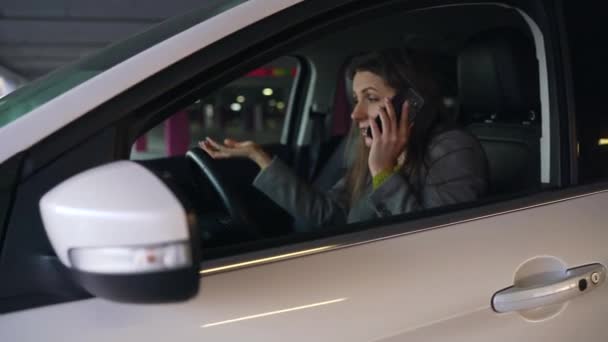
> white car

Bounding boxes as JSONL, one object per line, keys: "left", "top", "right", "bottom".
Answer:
{"left": 0, "top": 0, "right": 606, "bottom": 341}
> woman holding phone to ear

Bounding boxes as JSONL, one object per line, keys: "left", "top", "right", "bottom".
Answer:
{"left": 200, "top": 48, "right": 488, "bottom": 231}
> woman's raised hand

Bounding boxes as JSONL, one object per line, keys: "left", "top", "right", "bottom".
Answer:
{"left": 367, "top": 98, "right": 411, "bottom": 176}
{"left": 199, "top": 137, "right": 272, "bottom": 170}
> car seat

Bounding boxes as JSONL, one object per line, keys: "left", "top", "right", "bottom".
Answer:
{"left": 458, "top": 28, "right": 542, "bottom": 196}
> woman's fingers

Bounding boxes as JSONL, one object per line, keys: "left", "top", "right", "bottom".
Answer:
{"left": 376, "top": 105, "right": 390, "bottom": 137}
{"left": 200, "top": 137, "right": 255, "bottom": 159}
{"left": 368, "top": 116, "right": 381, "bottom": 141}
{"left": 223, "top": 138, "right": 237, "bottom": 147}
{"left": 198, "top": 140, "right": 215, "bottom": 153}
{"left": 198, "top": 138, "right": 230, "bottom": 159}
{"left": 205, "top": 137, "right": 225, "bottom": 150}
{"left": 399, "top": 100, "right": 411, "bottom": 136}
{"left": 224, "top": 138, "right": 249, "bottom": 147}
{"left": 199, "top": 140, "right": 229, "bottom": 159}
{"left": 382, "top": 97, "right": 398, "bottom": 136}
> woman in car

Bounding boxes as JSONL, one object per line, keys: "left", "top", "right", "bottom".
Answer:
{"left": 200, "top": 48, "right": 488, "bottom": 230}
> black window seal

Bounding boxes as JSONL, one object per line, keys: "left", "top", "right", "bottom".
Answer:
{"left": 0, "top": 152, "right": 25, "bottom": 256}
{"left": 554, "top": 0, "right": 578, "bottom": 185}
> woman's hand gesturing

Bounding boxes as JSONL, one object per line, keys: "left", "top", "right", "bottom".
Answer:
{"left": 367, "top": 98, "right": 411, "bottom": 176}
{"left": 199, "top": 137, "right": 272, "bottom": 170}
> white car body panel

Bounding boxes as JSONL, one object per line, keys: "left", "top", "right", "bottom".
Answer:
{"left": 0, "top": 0, "right": 304, "bottom": 164}
{"left": 2, "top": 190, "right": 607, "bottom": 341}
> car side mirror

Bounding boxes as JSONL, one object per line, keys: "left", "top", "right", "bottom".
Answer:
{"left": 39, "top": 161, "right": 200, "bottom": 303}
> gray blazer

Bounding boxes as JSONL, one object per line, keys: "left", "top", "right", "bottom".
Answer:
{"left": 253, "top": 129, "right": 488, "bottom": 231}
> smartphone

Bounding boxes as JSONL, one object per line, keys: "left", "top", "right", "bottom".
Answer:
{"left": 367, "top": 88, "right": 424, "bottom": 138}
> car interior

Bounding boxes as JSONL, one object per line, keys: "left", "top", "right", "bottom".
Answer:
{"left": 132, "top": 4, "right": 544, "bottom": 258}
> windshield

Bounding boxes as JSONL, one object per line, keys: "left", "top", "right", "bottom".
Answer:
{"left": 0, "top": 0, "right": 247, "bottom": 129}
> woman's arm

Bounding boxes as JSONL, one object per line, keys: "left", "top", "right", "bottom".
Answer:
{"left": 253, "top": 157, "right": 349, "bottom": 231}
{"left": 200, "top": 137, "right": 349, "bottom": 231}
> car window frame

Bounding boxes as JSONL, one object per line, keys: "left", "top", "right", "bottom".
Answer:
{"left": 0, "top": 153, "right": 24, "bottom": 256}
{"left": 112, "top": 1, "right": 566, "bottom": 263}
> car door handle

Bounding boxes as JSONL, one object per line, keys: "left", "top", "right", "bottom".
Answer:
{"left": 492, "top": 263, "right": 606, "bottom": 313}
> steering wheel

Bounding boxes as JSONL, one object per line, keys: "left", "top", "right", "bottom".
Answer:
{"left": 185, "top": 148, "right": 258, "bottom": 236}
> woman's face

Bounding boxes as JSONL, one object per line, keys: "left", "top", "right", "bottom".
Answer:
{"left": 351, "top": 71, "right": 396, "bottom": 147}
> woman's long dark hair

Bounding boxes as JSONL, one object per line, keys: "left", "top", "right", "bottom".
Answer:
{"left": 344, "top": 48, "right": 454, "bottom": 204}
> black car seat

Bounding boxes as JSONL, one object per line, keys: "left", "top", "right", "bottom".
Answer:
{"left": 458, "top": 28, "right": 542, "bottom": 196}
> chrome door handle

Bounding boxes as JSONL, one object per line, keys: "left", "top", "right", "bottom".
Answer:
{"left": 492, "top": 263, "right": 606, "bottom": 313}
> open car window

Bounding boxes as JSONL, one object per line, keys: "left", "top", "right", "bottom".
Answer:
{"left": 126, "top": 3, "right": 549, "bottom": 258}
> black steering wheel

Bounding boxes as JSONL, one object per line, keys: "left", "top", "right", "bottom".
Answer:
{"left": 185, "top": 148, "right": 258, "bottom": 236}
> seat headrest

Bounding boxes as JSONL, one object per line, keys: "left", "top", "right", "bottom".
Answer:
{"left": 458, "top": 28, "right": 540, "bottom": 123}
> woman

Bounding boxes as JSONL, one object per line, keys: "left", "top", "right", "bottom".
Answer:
{"left": 200, "top": 48, "right": 488, "bottom": 231}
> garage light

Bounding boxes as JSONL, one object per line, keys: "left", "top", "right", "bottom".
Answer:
{"left": 262, "top": 88, "right": 274, "bottom": 96}
{"left": 599, "top": 139, "right": 608, "bottom": 146}
{"left": 236, "top": 95, "right": 245, "bottom": 103}
{"left": 276, "top": 101, "right": 285, "bottom": 110}
{"left": 230, "top": 103, "right": 242, "bottom": 111}
{"left": 268, "top": 99, "right": 277, "bottom": 107}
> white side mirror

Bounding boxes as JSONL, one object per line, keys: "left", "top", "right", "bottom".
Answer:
{"left": 40, "top": 161, "right": 199, "bottom": 303}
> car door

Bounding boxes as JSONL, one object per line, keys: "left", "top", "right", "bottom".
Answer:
{"left": 3, "top": 0, "right": 608, "bottom": 341}
{"left": 3, "top": 191, "right": 608, "bottom": 341}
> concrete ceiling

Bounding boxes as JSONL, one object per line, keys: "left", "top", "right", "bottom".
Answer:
{"left": 0, "top": 0, "right": 208, "bottom": 81}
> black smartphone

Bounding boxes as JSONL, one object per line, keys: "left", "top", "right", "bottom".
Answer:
{"left": 367, "top": 88, "right": 424, "bottom": 138}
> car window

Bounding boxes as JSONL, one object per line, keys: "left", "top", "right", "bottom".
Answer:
{"left": 0, "top": 0, "right": 247, "bottom": 130}
{"left": 566, "top": 1, "right": 608, "bottom": 183}
{"left": 131, "top": 56, "right": 299, "bottom": 160}
{"left": 124, "top": 4, "right": 550, "bottom": 257}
